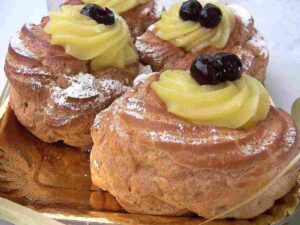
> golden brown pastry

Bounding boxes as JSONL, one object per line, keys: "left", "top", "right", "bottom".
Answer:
{"left": 62, "top": 0, "right": 161, "bottom": 37}
{"left": 91, "top": 67, "right": 299, "bottom": 218}
{"left": 5, "top": 5, "right": 140, "bottom": 148}
{"left": 136, "top": 1, "right": 268, "bottom": 82}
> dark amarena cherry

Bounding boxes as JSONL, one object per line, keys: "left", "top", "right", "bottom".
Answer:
{"left": 190, "top": 55, "right": 218, "bottom": 85}
{"left": 199, "top": 3, "right": 222, "bottom": 28}
{"left": 190, "top": 53, "right": 243, "bottom": 85}
{"left": 214, "top": 53, "right": 243, "bottom": 82}
{"left": 179, "top": 0, "right": 202, "bottom": 22}
{"left": 81, "top": 4, "right": 115, "bottom": 25}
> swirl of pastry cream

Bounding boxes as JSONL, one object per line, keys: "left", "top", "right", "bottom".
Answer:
{"left": 155, "top": 1, "right": 235, "bottom": 53}
{"left": 44, "top": 5, "right": 137, "bottom": 70}
{"left": 90, "top": 72, "right": 300, "bottom": 219}
{"left": 82, "top": 0, "right": 149, "bottom": 14}
{"left": 151, "top": 70, "right": 270, "bottom": 129}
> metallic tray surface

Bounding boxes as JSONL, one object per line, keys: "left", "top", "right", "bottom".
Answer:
{"left": 0, "top": 102, "right": 299, "bottom": 225}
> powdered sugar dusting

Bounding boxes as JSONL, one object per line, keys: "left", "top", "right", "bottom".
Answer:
{"left": 15, "top": 65, "right": 51, "bottom": 76}
{"left": 127, "top": 98, "right": 146, "bottom": 112}
{"left": 97, "top": 79, "right": 125, "bottom": 96}
{"left": 235, "top": 51, "right": 253, "bottom": 71}
{"left": 52, "top": 73, "right": 104, "bottom": 110}
{"left": 283, "top": 127, "right": 297, "bottom": 152}
{"left": 135, "top": 35, "right": 162, "bottom": 60}
{"left": 243, "top": 55, "right": 253, "bottom": 71}
{"left": 176, "top": 124, "right": 185, "bottom": 133}
{"left": 210, "top": 128, "right": 219, "bottom": 144}
{"left": 240, "top": 131, "right": 278, "bottom": 156}
{"left": 145, "top": 124, "right": 240, "bottom": 145}
{"left": 66, "top": 73, "right": 99, "bottom": 99}
{"left": 124, "top": 110, "right": 144, "bottom": 119}
{"left": 10, "top": 32, "right": 36, "bottom": 59}
{"left": 148, "top": 130, "right": 218, "bottom": 145}
{"left": 124, "top": 98, "right": 146, "bottom": 119}
{"left": 29, "top": 77, "right": 42, "bottom": 91}
{"left": 239, "top": 125, "right": 296, "bottom": 156}
{"left": 149, "top": 131, "right": 185, "bottom": 144}
{"left": 133, "top": 71, "right": 154, "bottom": 87}
{"left": 228, "top": 4, "right": 252, "bottom": 29}
{"left": 248, "top": 32, "right": 269, "bottom": 58}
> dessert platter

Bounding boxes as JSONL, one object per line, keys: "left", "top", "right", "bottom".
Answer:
{"left": 0, "top": 0, "right": 299, "bottom": 224}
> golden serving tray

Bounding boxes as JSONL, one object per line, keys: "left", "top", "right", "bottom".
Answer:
{"left": 0, "top": 98, "right": 299, "bottom": 225}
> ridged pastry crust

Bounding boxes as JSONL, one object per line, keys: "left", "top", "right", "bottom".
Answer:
{"left": 5, "top": 18, "right": 139, "bottom": 147}
{"left": 136, "top": 4, "right": 268, "bottom": 82}
{"left": 62, "top": 0, "right": 161, "bottom": 37}
{"left": 91, "top": 73, "right": 300, "bottom": 219}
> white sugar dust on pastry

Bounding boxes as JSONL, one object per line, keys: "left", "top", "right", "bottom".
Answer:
{"left": 90, "top": 53, "right": 300, "bottom": 219}
{"left": 136, "top": 0, "right": 269, "bottom": 82}
{"left": 155, "top": 1, "right": 235, "bottom": 53}
{"left": 10, "top": 31, "right": 36, "bottom": 59}
{"left": 5, "top": 4, "right": 141, "bottom": 148}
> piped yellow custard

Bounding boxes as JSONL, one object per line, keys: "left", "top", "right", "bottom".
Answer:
{"left": 44, "top": 5, "right": 137, "bottom": 70}
{"left": 154, "top": 1, "right": 235, "bottom": 54}
{"left": 151, "top": 70, "right": 270, "bottom": 129}
{"left": 82, "top": 0, "right": 149, "bottom": 14}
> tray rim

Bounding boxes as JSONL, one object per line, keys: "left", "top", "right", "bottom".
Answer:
{"left": 0, "top": 98, "right": 9, "bottom": 119}
{"left": 43, "top": 207, "right": 300, "bottom": 225}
